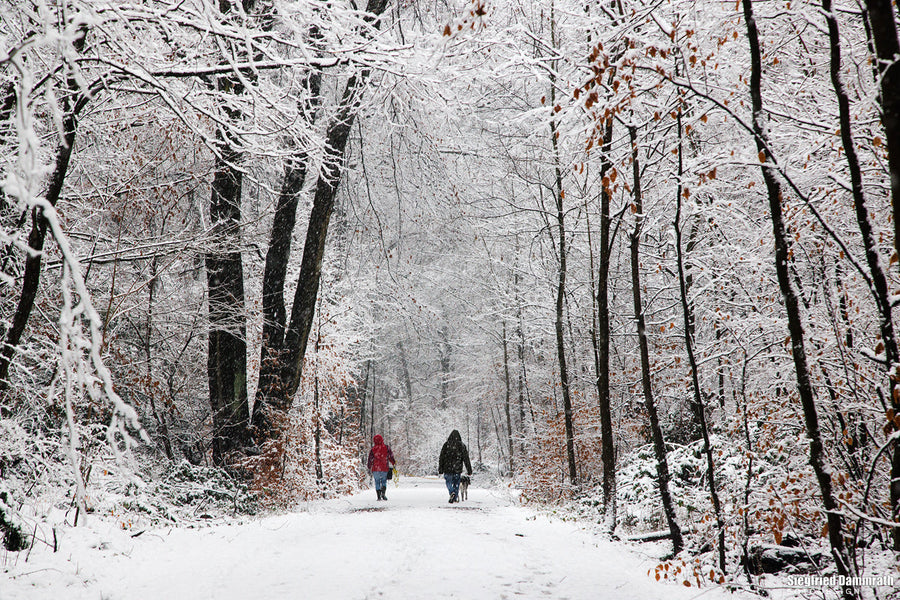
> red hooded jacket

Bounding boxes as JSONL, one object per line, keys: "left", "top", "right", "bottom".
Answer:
{"left": 367, "top": 435, "right": 396, "bottom": 472}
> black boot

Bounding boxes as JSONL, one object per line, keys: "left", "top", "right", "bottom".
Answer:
{"left": 376, "top": 488, "right": 382, "bottom": 501}
{"left": 382, "top": 490, "right": 387, "bottom": 501}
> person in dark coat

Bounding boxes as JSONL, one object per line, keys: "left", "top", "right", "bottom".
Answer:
{"left": 367, "top": 434, "right": 396, "bottom": 501}
{"left": 438, "top": 430, "right": 472, "bottom": 503}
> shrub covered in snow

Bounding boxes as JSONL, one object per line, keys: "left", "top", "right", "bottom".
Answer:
{"left": 611, "top": 435, "right": 749, "bottom": 533}
{"left": 100, "top": 460, "right": 261, "bottom": 524}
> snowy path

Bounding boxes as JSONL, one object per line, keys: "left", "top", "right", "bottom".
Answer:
{"left": 3, "top": 477, "right": 754, "bottom": 600}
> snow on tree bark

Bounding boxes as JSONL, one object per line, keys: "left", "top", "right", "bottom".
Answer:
{"left": 253, "top": 0, "right": 390, "bottom": 439}
{"left": 824, "top": 0, "right": 900, "bottom": 551}
{"left": 0, "top": 25, "right": 87, "bottom": 393}
{"left": 741, "top": 1, "right": 858, "bottom": 597}
{"left": 628, "top": 124, "right": 683, "bottom": 556}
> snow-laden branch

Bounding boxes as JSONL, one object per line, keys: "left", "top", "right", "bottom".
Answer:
{"left": 651, "top": 69, "right": 877, "bottom": 295}
{"left": 2, "top": 19, "right": 148, "bottom": 520}
{"left": 843, "top": 504, "right": 900, "bottom": 530}
{"left": 36, "top": 196, "right": 148, "bottom": 444}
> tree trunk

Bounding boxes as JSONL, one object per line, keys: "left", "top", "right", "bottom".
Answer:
{"left": 628, "top": 124, "right": 683, "bottom": 556}
{"left": 255, "top": 29, "right": 323, "bottom": 427}
{"left": 673, "top": 105, "right": 726, "bottom": 573}
{"left": 146, "top": 257, "right": 174, "bottom": 460}
{"left": 0, "top": 81, "right": 19, "bottom": 276}
{"left": 438, "top": 324, "right": 451, "bottom": 409}
{"left": 369, "top": 364, "right": 376, "bottom": 440}
{"left": 252, "top": 0, "right": 389, "bottom": 434}
{"left": 863, "top": 0, "right": 900, "bottom": 262}
{"left": 359, "top": 359, "right": 371, "bottom": 446}
{"left": 742, "top": 2, "right": 858, "bottom": 596}
{"left": 824, "top": 0, "right": 900, "bottom": 549}
{"left": 548, "top": 16, "right": 577, "bottom": 485}
{"left": 596, "top": 115, "right": 616, "bottom": 527}
{"left": 206, "top": 0, "right": 271, "bottom": 464}
{"left": 313, "top": 320, "right": 324, "bottom": 487}
{"left": 515, "top": 269, "right": 534, "bottom": 444}
{"left": 502, "top": 320, "right": 515, "bottom": 474}
{"left": 398, "top": 341, "right": 414, "bottom": 452}
{"left": 206, "top": 138, "right": 250, "bottom": 464}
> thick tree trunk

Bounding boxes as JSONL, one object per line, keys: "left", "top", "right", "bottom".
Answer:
{"left": 206, "top": 0, "right": 272, "bottom": 464}
{"left": 742, "top": 2, "right": 858, "bottom": 596}
{"left": 206, "top": 139, "right": 250, "bottom": 464}
{"left": 255, "top": 33, "right": 323, "bottom": 425}
{"left": 628, "top": 125, "right": 683, "bottom": 556}
{"left": 252, "top": 0, "right": 389, "bottom": 435}
{"left": 280, "top": 103, "right": 355, "bottom": 393}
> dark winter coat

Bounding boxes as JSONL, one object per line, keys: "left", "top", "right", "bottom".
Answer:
{"left": 438, "top": 430, "right": 472, "bottom": 475}
{"left": 367, "top": 435, "right": 396, "bottom": 472}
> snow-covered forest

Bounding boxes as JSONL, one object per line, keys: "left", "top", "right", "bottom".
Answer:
{"left": 2, "top": 0, "right": 900, "bottom": 598}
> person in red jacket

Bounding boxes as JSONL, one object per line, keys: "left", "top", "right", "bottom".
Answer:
{"left": 367, "top": 435, "right": 396, "bottom": 501}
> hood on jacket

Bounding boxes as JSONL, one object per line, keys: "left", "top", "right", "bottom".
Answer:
{"left": 373, "top": 434, "right": 384, "bottom": 445}
{"left": 448, "top": 430, "right": 462, "bottom": 443}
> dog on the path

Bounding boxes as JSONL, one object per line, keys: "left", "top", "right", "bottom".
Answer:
{"left": 459, "top": 475, "right": 470, "bottom": 501}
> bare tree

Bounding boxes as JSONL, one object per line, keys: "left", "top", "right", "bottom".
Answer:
{"left": 742, "top": 1, "right": 858, "bottom": 596}
{"left": 628, "top": 124, "right": 683, "bottom": 555}
{"left": 252, "top": 0, "right": 390, "bottom": 438}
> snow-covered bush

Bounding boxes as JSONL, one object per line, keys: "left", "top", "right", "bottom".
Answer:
{"left": 611, "top": 436, "right": 748, "bottom": 534}
{"left": 102, "top": 460, "right": 260, "bottom": 524}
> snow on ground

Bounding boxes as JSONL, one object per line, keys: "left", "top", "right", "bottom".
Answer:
{"left": 4, "top": 477, "right": 760, "bottom": 600}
